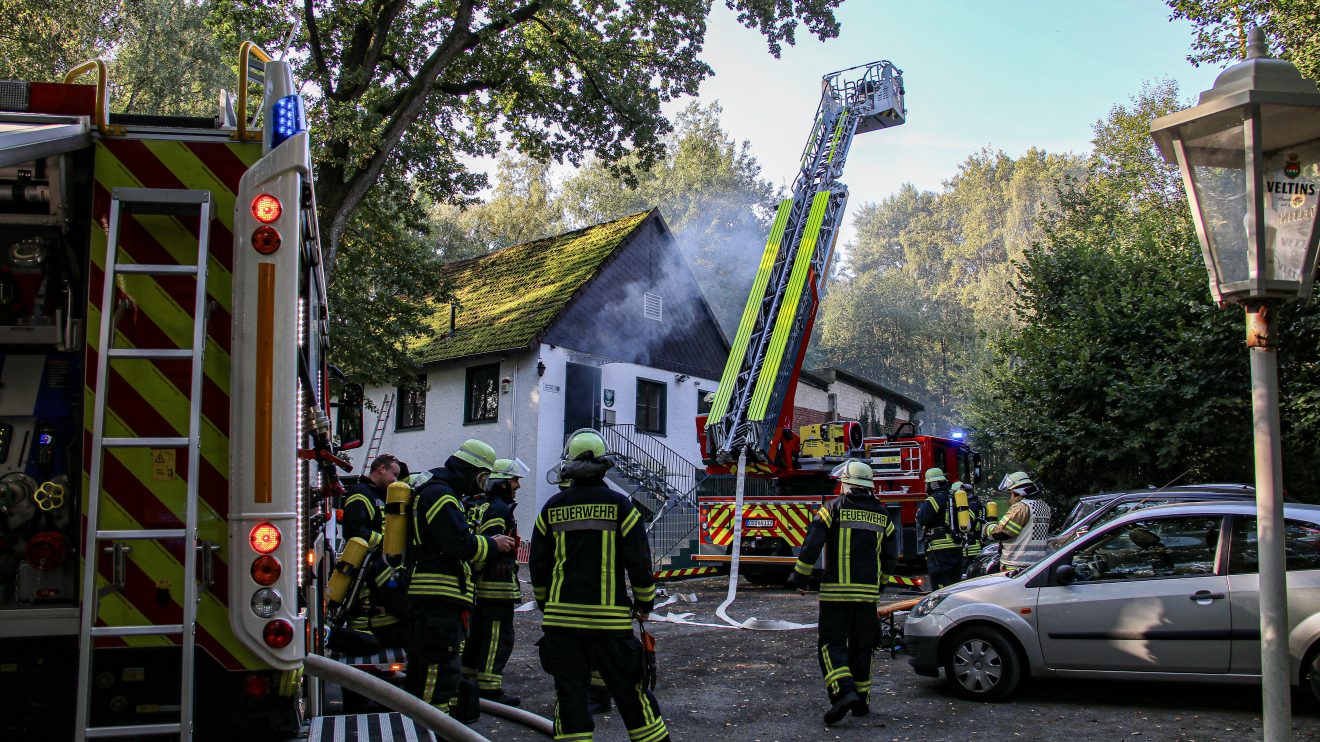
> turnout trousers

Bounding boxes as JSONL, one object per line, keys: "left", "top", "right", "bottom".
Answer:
{"left": 926, "top": 548, "right": 965, "bottom": 590}
{"left": 539, "top": 629, "right": 668, "bottom": 742}
{"left": 462, "top": 599, "right": 515, "bottom": 692}
{"left": 817, "top": 601, "right": 880, "bottom": 704}
{"left": 403, "top": 598, "right": 468, "bottom": 712}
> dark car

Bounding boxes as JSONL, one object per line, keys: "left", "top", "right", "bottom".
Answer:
{"left": 963, "top": 484, "right": 1257, "bottom": 579}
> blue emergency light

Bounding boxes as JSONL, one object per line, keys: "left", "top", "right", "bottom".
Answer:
{"left": 951, "top": 430, "right": 965, "bottom": 440}
{"left": 270, "top": 94, "right": 306, "bottom": 149}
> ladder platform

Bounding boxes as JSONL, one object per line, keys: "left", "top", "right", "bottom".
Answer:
{"left": 96, "top": 528, "right": 187, "bottom": 541}
{"left": 92, "top": 624, "right": 184, "bottom": 637}
{"left": 103, "top": 436, "right": 190, "bottom": 448}
{"left": 107, "top": 348, "right": 194, "bottom": 360}
{"left": 308, "top": 713, "right": 436, "bottom": 742}
{"left": 85, "top": 722, "right": 182, "bottom": 738}
{"left": 115, "top": 263, "right": 199, "bottom": 275}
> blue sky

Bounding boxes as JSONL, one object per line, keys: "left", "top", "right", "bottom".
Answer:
{"left": 679, "top": 0, "right": 1224, "bottom": 227}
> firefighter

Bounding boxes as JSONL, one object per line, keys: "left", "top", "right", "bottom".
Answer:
{"left": 530, "top": 429, "right": 669, "bottom": 742}
{"left": 339, "top": 454, "right": 408, "bottom": 647}
{"left": 461, "top": 458, "right": 523, "bottom": 706}
{"left": 983, "top": 471, "right": 1052, "bottom": 570}
{"left": 790, "top": 459, "right": 897, "bottom": 725}
{"left": 404, "top": 440, "right": 516, "bottom": 716}
{"left": 915, "top": 468, "right": 964, "bottom": 590}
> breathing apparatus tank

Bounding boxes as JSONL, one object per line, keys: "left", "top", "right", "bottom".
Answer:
{"left": 986, "top": 501, "right": 1000, "bottom": 519}
{"left": 383, "top": 481, "right": 411, "bottom": 568}
{"left": 952, "top": 487, "right": 972, "bottom": 533}
{"left": 327, "top": 536, "right": 370, "bottom": 620}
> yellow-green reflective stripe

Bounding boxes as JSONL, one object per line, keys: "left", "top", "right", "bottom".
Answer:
{"left": 827, "top": 109, "right": 848, "bottom": 163}
{"left": 550, "top": 531, "right": 566, "bottom": 603}
{"left": 707, "top": 198, "right": 793, "bottom": 426}
{"left": 601, "top": 530, "right": 612, "bottom": 607}
{"left": 749, "top": 191, "right": 831, "bottom": 420}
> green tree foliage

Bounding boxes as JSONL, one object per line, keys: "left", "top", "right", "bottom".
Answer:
{"left": 1169, "top": 0, "right": 1320, "bottom": 81}
{"left": 966, "top": 81, "right": 1320, "bottom": 502}
{"left": 431, "top": 153, "right": 563, "bottom": 259}
{"left": 816, "top": 149, "right": 1081, "bottom": 435}
{"left": 557, "top": 102, "right": 780, "bottom": 335}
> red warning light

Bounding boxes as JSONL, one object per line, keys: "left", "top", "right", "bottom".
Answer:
{"left": 249, "top": 523, "right": 281, "bottom": 554}
{"left": 251, "top": 194, "right": 282, "bottom": 224}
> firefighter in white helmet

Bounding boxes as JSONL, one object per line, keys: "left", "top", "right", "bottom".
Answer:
{"left": 791, "top": 458, "right": 898, "bottom": 725}
{"left": 915, "top": 467, "right": 964, "bottom": 589}
{"left": 982, "top": 471, "right": 1052, "bottom": 570}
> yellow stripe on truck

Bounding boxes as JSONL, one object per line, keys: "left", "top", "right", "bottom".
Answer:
{"left": 748, "top": 192, "right": 831, "bottom": 421}
{"left": 707, "top": 198, "right": 793, "bottom": 426}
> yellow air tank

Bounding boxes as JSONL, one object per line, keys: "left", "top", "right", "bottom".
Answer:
{"left": 383, "top": 481, "right": 411, "bottom": 568}
{"left": 986, "top": 501, "right": 1000, "bottom": 519}
{"left": 953, "top": 488, "right": 972, "bottom": 532}
{"left": 327, "top": 536, "right": 370, "bottom": 617}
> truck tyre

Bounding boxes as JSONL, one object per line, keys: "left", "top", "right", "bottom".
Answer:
{"left": 941, "top": 625, "right": 1021, "bottom": 701}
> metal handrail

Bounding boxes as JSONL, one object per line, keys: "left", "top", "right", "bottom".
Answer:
{"left": 62, "top": 59, "right": 111, "bottom": 132}
{"left": 236, "top": 41, "right": 272, "bottom": 142}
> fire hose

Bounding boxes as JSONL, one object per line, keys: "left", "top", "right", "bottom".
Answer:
{"left": 302, "top": 654, "right": 554, "bottom": 739}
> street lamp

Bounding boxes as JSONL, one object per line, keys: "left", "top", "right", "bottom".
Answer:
{"left": 1151, "top": 27, "right": 1320, "bottom": 741}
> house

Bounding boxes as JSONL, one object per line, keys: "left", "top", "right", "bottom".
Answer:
{"left": 362, "top": 210, "right": 729, "bottom": 539}
{"left": 793, "top": 366, "right": 925, "bottom": 434}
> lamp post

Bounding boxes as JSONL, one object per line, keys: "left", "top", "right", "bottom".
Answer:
{"left": 1151, "top": 27, "right": 1320, "bottom": 741}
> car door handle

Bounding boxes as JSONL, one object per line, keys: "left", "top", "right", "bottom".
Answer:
{"left": 1189, "top": 591, "right": 1226, "bottom": 601}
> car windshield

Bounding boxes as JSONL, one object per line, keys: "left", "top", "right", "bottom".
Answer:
{"left": 1061, "top": 499, "right": 1104, "bottom": 531}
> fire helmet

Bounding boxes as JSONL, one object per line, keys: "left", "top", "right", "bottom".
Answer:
{"left": 924, "top": 467, "right": 947, "bottom": 484}
{"left": 453, "top": 439, "right": 497, "bottom": 471}
{"left": 998, "top": 471, "right": 1042, "bottom": 498}
{"left": 831, "top": 459, "right": 874, "bottom": 490}
{"left": 489, "top": 458, "right": 521, "bottom": 481}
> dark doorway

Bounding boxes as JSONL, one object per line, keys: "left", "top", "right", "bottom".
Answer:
{"left": 563, "top": 362, "right": 602, "bottom": 438}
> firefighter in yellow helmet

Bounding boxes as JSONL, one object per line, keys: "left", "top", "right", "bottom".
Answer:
{"left": 530, "top": 429, "right": 669, "bottom": 742}
{"left": 915, "top": 467, "right": 964, "bottom": 589}
{"left": 951, "top": 481, "right": 986, "bottom": 577}
{"left": 403, "top": 439, "right": 515, "bottom": 719}
{"left": 790, "top": 459, "right": 897, "bottom": 725}
{"left": 461, "top": 458, "right": 523, "bottom": 706}
{"left": 983, "top": 471, "right": 1052, "bottom": 570}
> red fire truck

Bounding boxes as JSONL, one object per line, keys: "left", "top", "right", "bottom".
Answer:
{"left": 692, "top": 61, "right": 982, "bottom": 588}
{"left": 0, "top": 45, "right": 362, "bottom": 741}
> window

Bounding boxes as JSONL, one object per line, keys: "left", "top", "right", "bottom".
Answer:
{"left": 636, "top": 378, "right": 666, "bottom": 435}
{"left": 643, "top": 292, "right": 663, "bottom": 321}
{"left": 1228, "top": 517, "right": 1320, "bottom": 574}
{"left": 1066, "top": 516, "right": 1223, "bottom": 582}
{"left": 396, "top": 374, "right": 427, "bottom": 431}
{"left": 464, "top": 363, "right": 500, "bottom": 423}
{"left": 696, "top": 387, "right": 713, "bottom": 415}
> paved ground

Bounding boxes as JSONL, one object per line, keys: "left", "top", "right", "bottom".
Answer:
{"left": 431, "top": 576, "right": 1320, "bottom": 741}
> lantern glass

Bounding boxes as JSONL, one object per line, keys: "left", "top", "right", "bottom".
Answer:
{"left": 1181, "top": 108, "right": 1250, "bottom": 288}
{"left": 1258, "top": 105, "right": 1320, "bottom": 286}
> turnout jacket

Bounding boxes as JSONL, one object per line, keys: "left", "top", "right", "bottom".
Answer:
{"left": 529, "top": 480, "right": 656, "bottom": 633}
{"left": 794, "top": 491, "right": 899, "bottom": 602}
{"left": 408, "top": 459, "right": 497, "bottom": 606}
{"left": 342, "top": 478, "right": 387, "bottom": 548}
{"left": 915, "top": 486, "right": 962, "bottom": 552}
{"left": 466, "top": 491, "right": 520, "bottom": 602}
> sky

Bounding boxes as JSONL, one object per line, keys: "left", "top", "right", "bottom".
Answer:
{"left": 666, "top": 0, "right": 1225, "bottom": 242}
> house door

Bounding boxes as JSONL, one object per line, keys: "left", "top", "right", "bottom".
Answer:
{"left": 563, "top": 362, "right": 601, "bottom": 437}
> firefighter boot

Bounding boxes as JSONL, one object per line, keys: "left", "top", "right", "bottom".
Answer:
{"left": 824, "top": 691, "right": 860, "bottom": 725}
{"left": 851, "top": 692, "right": 869, "bottom": 717}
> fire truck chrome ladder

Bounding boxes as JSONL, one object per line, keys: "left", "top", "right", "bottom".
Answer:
{"left": 75, "top": 187, "right": 214, "bottom": 741}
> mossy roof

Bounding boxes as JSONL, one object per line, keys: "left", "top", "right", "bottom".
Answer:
{"left": 412, "top": 210, "right": 654, "bottom": 364}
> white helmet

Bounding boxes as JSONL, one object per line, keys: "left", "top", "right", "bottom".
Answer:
{"left": 998, "top": 471, "right": 1042, "bottom": 498}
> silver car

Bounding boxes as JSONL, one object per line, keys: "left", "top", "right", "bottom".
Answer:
{"left": 903, "top": 501, "right": 1320, "bottom": 701}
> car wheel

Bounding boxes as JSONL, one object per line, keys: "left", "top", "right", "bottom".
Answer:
{"left": 941, "top": 625, "right": 1022, "bottom": 701}
{"left": 1306, "top": 649, "right": 1320, "bottom": 704}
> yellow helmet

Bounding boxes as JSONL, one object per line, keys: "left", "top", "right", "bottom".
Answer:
{"left": 998, "top": 471, "right": 1041, "bottom": 498}
{"left": 831, "top": 459, "right": 874, "bottom": 489}
{"left": 488, "top": 458, "right": 520, "bottom": 481}
{"left": 453, "top": 439, "right": 496, "bottom": 470}
{"left": 563, "top": 428, "right": 607, "bottom": 462}
{"left": 924, "top": 467, "right": 947, "bottom": 484}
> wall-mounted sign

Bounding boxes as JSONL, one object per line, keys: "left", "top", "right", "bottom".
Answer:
{"left": 543, "top": 383, "right": 561, "bottom": 394}
{"left": 603, "top": 389, "right": 615, "bottom": 407}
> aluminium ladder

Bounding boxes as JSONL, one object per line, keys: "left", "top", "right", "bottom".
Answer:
{"left": 75, "top": 187, "right": 213, "bottom": 741}
{"left": 363, "top": 393, "right": 394, "bottom": 462}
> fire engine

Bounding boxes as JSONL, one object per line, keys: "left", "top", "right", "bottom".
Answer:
{"left": 0, "top": 44, "right": 362, "bottom": 741}
{"left": 693, "top": 61, "right": 982, "bottom": 587}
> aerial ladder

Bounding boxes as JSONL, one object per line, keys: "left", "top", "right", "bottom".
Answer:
{"left": 703, "top": 60, "right": 906, "bottom": 470}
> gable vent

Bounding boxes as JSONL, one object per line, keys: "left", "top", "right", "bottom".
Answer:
{"left": 643, "top": 292, "right": 663, "bottom": 322}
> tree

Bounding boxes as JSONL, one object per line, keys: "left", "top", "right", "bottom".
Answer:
{"left": 557, "top": 101, "right": 780, "bottom": 335}
{"left": 1169, "top": 0, "right": 1320, "bottom": 81}
{"left": 430, "top": 152, "right": 563, "bottom": 259}
{"left": 212, "top": 0, "right": 843, "bottom": 277}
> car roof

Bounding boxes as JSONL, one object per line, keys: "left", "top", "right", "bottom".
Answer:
{"left": 1075, "top": 484, "right": 1255, "bottom": 504}
{"left": 1102, "top": 499, "right": 1320, "bottom": 524}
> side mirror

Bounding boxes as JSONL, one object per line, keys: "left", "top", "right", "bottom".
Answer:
{"left": 1054, "top": 563, "right": 1076, "bottom": 586}
{"left": 336, "top": 383, "right": 365, "bottom": 450}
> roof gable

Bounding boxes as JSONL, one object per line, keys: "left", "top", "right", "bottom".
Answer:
{"left": 413, "top": 211, "right": 651, "bottom": 364}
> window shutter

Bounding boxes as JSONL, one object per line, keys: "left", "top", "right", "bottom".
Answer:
{"left": 643, "top": 292, "right": 663, "bottom": 321}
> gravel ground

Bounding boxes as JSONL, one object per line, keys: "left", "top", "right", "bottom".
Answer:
{"left": 448, "top": 575, "right": 1320, "bottom": 741}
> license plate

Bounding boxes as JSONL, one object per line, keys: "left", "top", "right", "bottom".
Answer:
{"left": 745, "top": 518, "right": 775, "bottom": 528}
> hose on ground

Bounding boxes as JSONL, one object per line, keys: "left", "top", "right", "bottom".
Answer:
{"left": 478, "top": 698, "right": 555, "bottom": 736}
